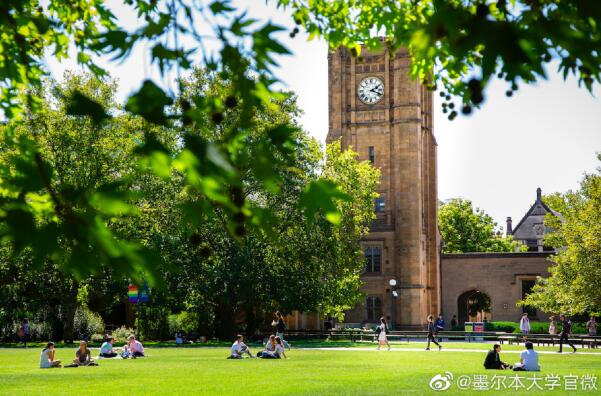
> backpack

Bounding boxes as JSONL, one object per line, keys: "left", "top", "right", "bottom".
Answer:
{"left": 375, "top": 325, "right": 382, "bottom": 336}
{"left": 17, "top": 326, "right": 25, "bottom": 338}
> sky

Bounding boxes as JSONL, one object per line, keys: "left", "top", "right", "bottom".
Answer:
{"left": 46, "top": 0, "right": 601, "bottom": 229}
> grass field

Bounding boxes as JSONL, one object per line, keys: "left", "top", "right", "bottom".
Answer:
{"left": 1, "top": 343, "right": 600, "bottom": 395}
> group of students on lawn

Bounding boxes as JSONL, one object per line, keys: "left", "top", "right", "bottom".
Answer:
{"left": 229, "top": 334, "right": 288, "bottom": 359}
{"left": 40, "top": 335, "right": 145, "bottom": 368}
{"left": 484, "top": 342, "right": 540, "bottom": 371}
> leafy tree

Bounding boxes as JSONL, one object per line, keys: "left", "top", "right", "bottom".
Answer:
{"left": 439, "top": 198, "right": 525, "bottom": 253}
{"left": 0, "top": 72, "right": 177, "bottom": 339}
{"left": 521, "top": 156, "right": 601, "bottom": 315}
{"left": 2, "top": 0, "right": 600, "bottom": 280}
{"left": 154, "top": 70, "right": 379, "bottom": 338}
{"left": 283, "top": 0, "right": 601, "bottom": 118}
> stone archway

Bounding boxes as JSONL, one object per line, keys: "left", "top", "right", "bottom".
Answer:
{"left": 457, "top": 290, "right": 492, "bottom": 324}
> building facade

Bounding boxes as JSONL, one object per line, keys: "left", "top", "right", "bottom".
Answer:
{"left": 326, "top": 44, "right": 440, "bottom": 328}
{"left": 440, "top": 252, "right": 552, "bottom": 325}
{"left": 286, "top": 51, "right": 558, "bottom": 332}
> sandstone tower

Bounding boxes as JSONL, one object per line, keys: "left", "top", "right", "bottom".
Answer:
{"left": 327, "top": 45, "right": 440, "bottom": 328}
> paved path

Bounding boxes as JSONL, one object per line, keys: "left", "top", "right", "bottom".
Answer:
{"left": 297, "top": 347, "right": 601, "bottom": 355}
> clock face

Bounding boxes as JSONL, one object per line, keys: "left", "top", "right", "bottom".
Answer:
{"left": 358, "top": 77, "right": 384, "bottom": 104}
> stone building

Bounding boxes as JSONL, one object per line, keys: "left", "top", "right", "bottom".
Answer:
{"left": 440, "top": 252, "right": 552, "bottom": 325}
{"left": 506, "top": 187, "right": 560, "bottom": 252}
{"left": 440, "top": 189, "right": 559, "bottom": 325}
{"left": 326, "top": 43, "right": 440, "bottom": 329}
{"left": 287, "top": 47, "right": 557, "bottom": 331}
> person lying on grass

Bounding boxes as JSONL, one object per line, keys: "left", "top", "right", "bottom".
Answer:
{"left": 99, "top": 337, "right": 118, "bottom": 358}
{"left": 73, "top": 341, "right": 96, "bottom": 366}
{"left": 483, "top": 344, "right": 511, "bottom": 370}
{"left": 229, "top": 334, "right": 255, "bottom": 359}
{"left": 124, "top": 335, "right": 145, "bottom": 358}
{"left": 40, "top": 342, "right": 61, "bottom": 368}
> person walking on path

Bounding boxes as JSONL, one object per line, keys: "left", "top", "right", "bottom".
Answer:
{"left": 426, "top": 315, "right": 442, "bottom": 351}
{"left": 586, "top": 316, "right": 597, "bottom": 348}
{"left": 18, "top": 319, "right": 29, "bottom": 348}
{"left": 519, "top": 313, "right": 530, "bottom": 335}
{"left": 558, "top": 314, "right": 577, "bottom": 353}
{"left": 586, "top": 316, "right": 597, "bottom": 336}
{"left": 548, "top": 316, "right": 557, "bottom": 335}
{"left": 376, "top": 317, "right": 391, "bottom": 351}
{"left": 435, "top": 314, "right": 445, "bottom": 342}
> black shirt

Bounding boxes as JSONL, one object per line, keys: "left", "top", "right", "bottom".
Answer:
{"left": 428, "top": 322, "right": 436, "bottom": 335}
{"left": 561, "top": 319, "right": 572, "bottom": 335}
{"left": 484, "top": 350, "right": 504, "bottom": 369}
{"left": 276, "top": 318, "right": 286, "bottom": 333}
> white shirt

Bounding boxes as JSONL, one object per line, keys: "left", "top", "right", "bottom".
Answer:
{"left": 231, "top": 342, "right": 245, "bottom": 355}
{"left": 520, "top": 349, "right": 540, "bottom": 371}
{"left": 520, "top": 317, "right": 530, "bottom": 331}
{"left": 40, "top": 349, "right": 51, "bottom": 368}
{"left": 275, "top": 344, "right": 285, "bottom": 355}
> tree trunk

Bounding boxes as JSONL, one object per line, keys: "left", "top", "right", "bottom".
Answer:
{"left": 62, "top": 280, "right": 79, "bottom": 343}
{"left": 214, "top": 302, "right": 237, "bottom": 340}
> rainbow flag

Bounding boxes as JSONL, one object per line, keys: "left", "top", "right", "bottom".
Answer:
{"left": 128, "top": 284, "right": 139, "bottom": 303}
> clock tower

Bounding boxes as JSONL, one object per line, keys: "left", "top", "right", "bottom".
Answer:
{"left": 327, "top": 44, "right": 441, "bottom": 328}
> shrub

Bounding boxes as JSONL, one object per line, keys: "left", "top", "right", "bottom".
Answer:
{"left": 484, "top": 321, "right": 519, "bottom": 333}
{"left": 168, "top": 311, "right": 199, "bottom": 336}
{"left": 91, "top": 333, "right": 105, "bottom": 343}
{"left": 28, "top": 321, "right": 53, "bottom": 341}
{"left": 73, "top": 307, "right": 105, "bottom": 338}
{"left": 112, "top": 326, "right": 135, "bottom": 343}
{"left": 485, "top": 321, "right": 597, "bottom": 334}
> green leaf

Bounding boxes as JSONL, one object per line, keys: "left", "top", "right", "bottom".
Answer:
{"left": 210, "top": 0, "right": 234, "bottom": 15}
{"left": 125, "top": 80, "right": 173, "bottom": 125}
{"left": 89, "top": 185, "right": 139, "bottom": 216}
{"left": 299, "top": 180, "right": 350, "bottom": 225}
{"left": 65, "top": 91, "right": 109, "bottom": 124}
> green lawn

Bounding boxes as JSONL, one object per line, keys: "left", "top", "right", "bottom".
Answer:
{"left": 1, "top": 345, "right": 600, "bottom": 395}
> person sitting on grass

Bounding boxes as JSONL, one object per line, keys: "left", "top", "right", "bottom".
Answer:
{"left": 229, "top": 334, "right": 254, "bottom": 359}
{"left": 73, "top": 341, "right": 96, "bottom": 366}
{"left": 513, "top": 342, "right": 540, "bottom": 371}
{"left": 99, "top": 337, "right": 118, "bottom": 358}
{"left": 257, "top": 335, "right": 278, "bottom": 358}
{"left": 40, "top": 342, "right": 61, "bottom": 368}
{"left": 483, "top": 344, "right": 511, "bottom": 370}
{"left": 125, "top": 335, "right": 145, "bottom": 358}
{"left": 274, "top": 336, "right": 287, "bottom": 359}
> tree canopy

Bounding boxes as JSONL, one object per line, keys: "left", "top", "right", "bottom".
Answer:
{"left": 0, "top": 71, "right": 379, "bottom": 340}
{"left": 283, "top": 0, "right": 601, "bottom": 118}
{"left": 439, "top": 198, "right": 525, "bottom": 253}
{"left": 1, "top": 0, "right": 599, "bottom": 281}
{"left": 521, "top": 156, "right": 601, "bottom": 315}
